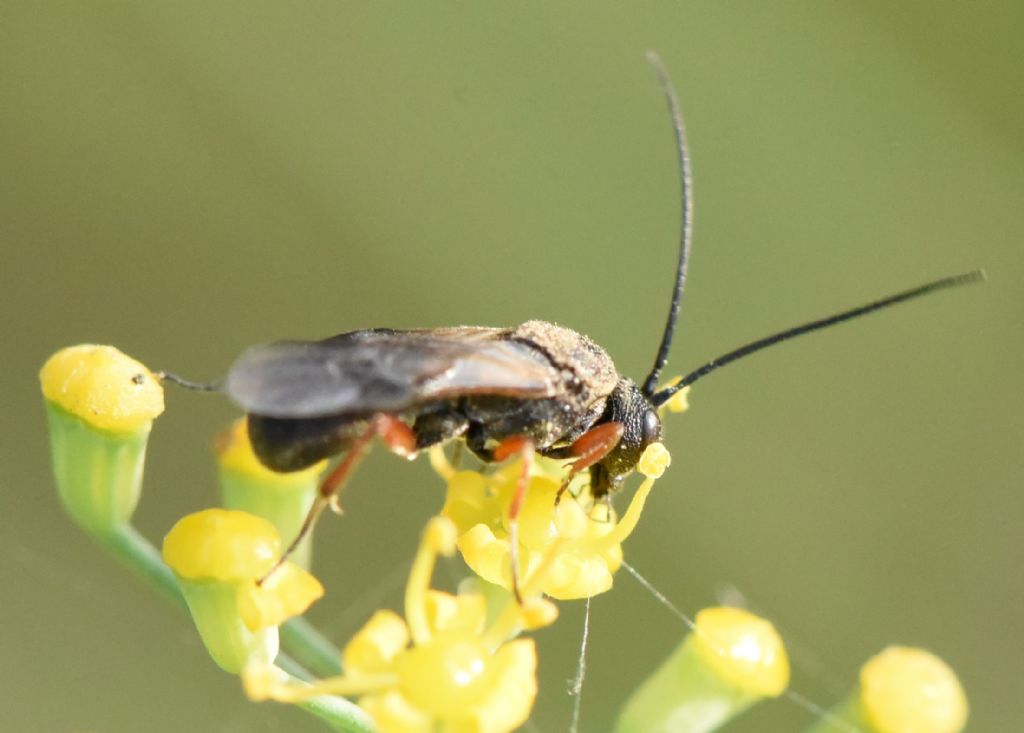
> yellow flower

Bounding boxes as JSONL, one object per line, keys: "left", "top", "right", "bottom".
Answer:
{"left": 215, "top": 418, "right": 326, "bottom": 486}
{"left": 616, "top": 606, "right": 790, "bottom": 733}
{"left": 40, "top": 344, "right": 164, "bottom": 433}
{"left": 438, "top": 443, "right": 671, "bottom": 600}
{"left": 859, "top": 646, "right": 967, "bottom": 733}
{"left": 40, "top": 344, "right": 165, "bottom": 532}
{"left": 163, "top": 509, "right": 323, "bottom": 673}
{"left": 691, "top": 606, "right": 790, "bottom": 697}
{"left": 163, "top": 509, "right": 280, "bottom": 582}
{"left": 245, "top": 516, "right": 543, "bottom": 733}
{"left": 215, "top": 418, "right": 327, "bottom": 569}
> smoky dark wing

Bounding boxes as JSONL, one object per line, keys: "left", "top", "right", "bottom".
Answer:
{"left": 223, "top": 327, "right": 559, "bottom": 418}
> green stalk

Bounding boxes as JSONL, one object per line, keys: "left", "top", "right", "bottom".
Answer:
{"left": 277, "top": 655, "right": 377, "bottom": 733}
{"left": 45, "top": 403, "right": 149, "bottom": 534}
{"left": 615, "top": 607, "right": 789, "bottom": 733}
{"left": 282, "top": 617, "right": 343, "bottom": 676}
{"left": 615, "top": 637, "right": 759, "bottom": 733}
{"left": 98, "top": 525, "right": 343, "bottom": 677}
{"left": 101, "top": 524, "right": 185, "bottom": 607}
{"left": 295, "top": 695, "right": 377, "bottom": 733}
{"left": 803, "top": 696, "right": 865, "bottom": 733}
{"left": 98, "top": 525, "right": 368, "bottom": 730}
{"left": 803, "top": 646, "right": 968, "bottom": 733}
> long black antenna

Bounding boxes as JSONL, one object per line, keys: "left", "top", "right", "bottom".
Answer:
{"left": 651, "top": 269, "right": 985, "bottom": 407}
{"left": 642, "top": 51, "right": 695, "bottom": 398}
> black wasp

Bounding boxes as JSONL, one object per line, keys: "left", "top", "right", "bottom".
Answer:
{"left": 164, "top": 53, "right": 982, "bottom": 584}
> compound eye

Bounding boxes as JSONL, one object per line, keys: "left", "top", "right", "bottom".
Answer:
{"left": 641, "top": 408, "right": 661, "bottom": 445}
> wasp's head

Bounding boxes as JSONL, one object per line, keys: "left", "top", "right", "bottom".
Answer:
{"left": 589, "top": 378, "right": 662, "bottom": 499}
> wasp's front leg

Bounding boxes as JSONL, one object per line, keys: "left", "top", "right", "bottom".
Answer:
{"left": 549, "top": 422, "right": 625, "bottom": 504}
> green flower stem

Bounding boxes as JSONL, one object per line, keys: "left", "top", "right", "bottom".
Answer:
{"left": 296, "top": 695, "right": 377, "bottom": 733}
{"left": 615, "top": 637, "right": 759, "bottom": 733}
{"left": 297, "top": 695, "right": 376, "bottom": 733}
{"left": 102, "top": 524, "right": 368, "bottom": 730}
{"left": 803, "top": 696, "right": 864, "bottom": 733}
{"left": 178, "top": 578, "right": 278, "bottom": 673}
{"left": 282, "top": 617, "right": 343, "bottom": 676}
{"left": 102, "top": 524, "right": 185, "bottom": 607}
{"left": 45, "top": 403, "right": 149, "bottom": 533}
{"left": 275, "top": 658, "right": 377, "bottom": 733}
{"left": 97, "top": 524, "right": 342, "bottom": 678}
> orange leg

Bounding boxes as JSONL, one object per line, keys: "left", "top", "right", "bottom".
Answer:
{"left": 260, "top": 414, "right": 416, "bottom": 584}
{"left": 493, "top": 435, "right": 535, "bottom": 603}
{"left": 555, "top": 422, "right": 625, "bottom": 504}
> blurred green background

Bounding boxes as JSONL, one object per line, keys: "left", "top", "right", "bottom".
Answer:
{"left": 3, "top": 3, "right": 1021, "bottom": 731}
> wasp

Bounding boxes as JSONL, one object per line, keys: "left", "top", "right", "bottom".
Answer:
{"left": 163, "top": 54, "right": 982, "bottom": 590}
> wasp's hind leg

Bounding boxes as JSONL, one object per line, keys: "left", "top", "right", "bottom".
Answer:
{"left": 259, "top": 414, "right": 416, "bottom": 584}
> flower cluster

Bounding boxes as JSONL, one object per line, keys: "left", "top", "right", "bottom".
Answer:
{"left": 437, "top": 442, "right": 670, "bottom": 600}
{"left": 239, "top": 432, "right": 674, "bottom": 732}
{"left": 41, "top": 344, "right": 970, "bottom": 733}
{"left": 245, "top": 516, "right": 551, "bottom": 733}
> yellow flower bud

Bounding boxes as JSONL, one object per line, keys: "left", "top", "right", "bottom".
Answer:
{"left": 216, "top": 418, "right": 326, "bottom": 485}
{"left": 424, "top": 515, "right": 458, "bottom": 557}
{"left": 859, "top": 646, "right": 967, "bottom": 733}
{"left": 40, "top": 345, "right": 163, "bottom": 433}
{"left": 519, "top": 597, "right": 559, "bottom": 630}
{"left": 163, "top": 509, "right": 280, "bottom": 581}
{"left": 617, "top": 606, "right": 789, "bottom": 733}
{"left": 41, "top": 345, "right": 164, "bottom": 532}
{"left": 215, "top": 418, "right": 325, "bottom": 569}
{"left": 638, "top": 442, "right": 671, "bottom": 479}
{"left": 163, "top": 509, "right": 323, "bottom": 673}
{"left": 692, "top": 606, "right": 789, "bottom": 697}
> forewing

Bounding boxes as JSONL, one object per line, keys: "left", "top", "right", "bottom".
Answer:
{"left": 223, "top": 327, "right": 559, "bottom": 418}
